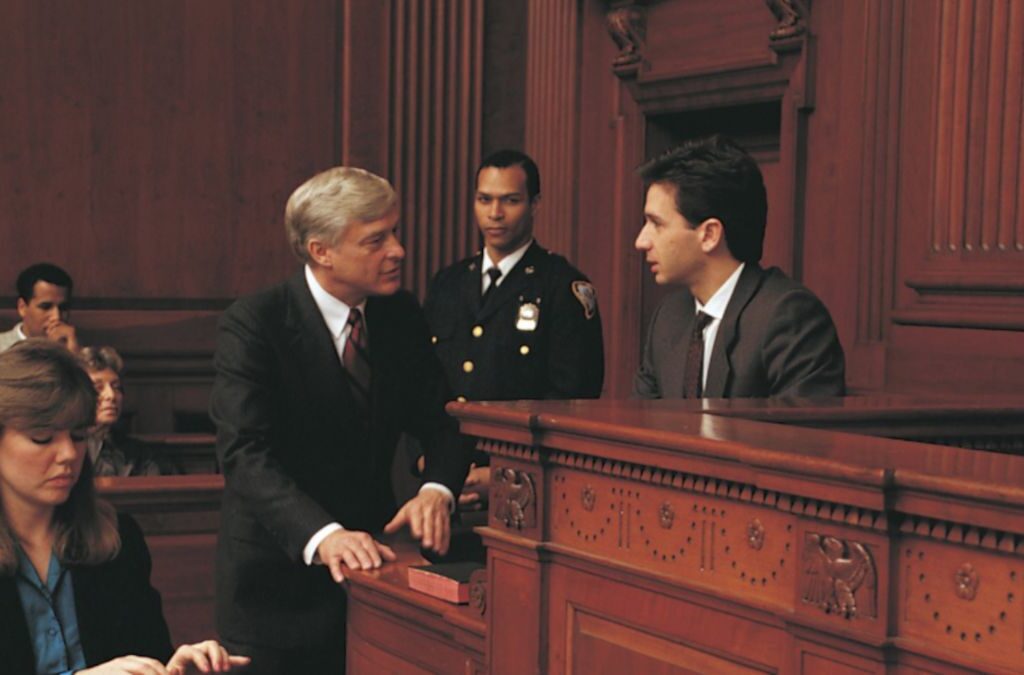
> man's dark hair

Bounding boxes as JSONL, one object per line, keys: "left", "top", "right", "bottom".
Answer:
{"left": 477, "top": 149, "right": 541, "bottom": 201}
{"left": 16, "top": 263, "right": 73, "bottom": 302}
{"left": 639, "top": 135, "right": 768, "bottom": 264}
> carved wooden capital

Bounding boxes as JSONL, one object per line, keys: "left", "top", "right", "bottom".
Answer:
{"left": 800, "top": 533, "right": 878, "bottom": 620}
{"left": 955, "top": 563, "right": 979, "bottom": 601}
{"left": 493, "top": 468, "right": 536, "bottom": 530}
{"left": 765, "top": 0, "right": 810, "bottom": 41}
{"left": 604, "top": 1, "right": 646, "bottom": 79}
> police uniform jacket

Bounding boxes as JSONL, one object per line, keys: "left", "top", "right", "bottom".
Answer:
{"left": 424, "top": 241, "right": 604, "bottom": 403}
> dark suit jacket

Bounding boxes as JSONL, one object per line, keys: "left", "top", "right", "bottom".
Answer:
{"left": 210, "top": 272, "right": 469, "bottom": 649}
{"left": 0, "top": 514, "right": 173, "bottom": 674}
{"left": 635, "top": 265, "right": 845, "bottom": 399}
{"left": 424, "top": 241, "right": 604, "bottom": 402}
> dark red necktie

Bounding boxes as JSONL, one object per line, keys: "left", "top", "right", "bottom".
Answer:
{"left": 683, "top": 311, "right": 713, "bottom": 399}
{"left": 342, "top": 308, "right": 371, "bottom": 409}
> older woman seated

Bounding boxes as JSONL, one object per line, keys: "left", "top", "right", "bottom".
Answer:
{"left": 0, "top": 340, "right": 248, "bottom": 674}
{"left": 79, "top": 345, "right": 173, "bottom": 477}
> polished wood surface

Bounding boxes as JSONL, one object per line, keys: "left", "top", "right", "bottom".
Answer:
{"left": 345, "top": 537, "right": 486, "bottom": 675}
{"left": 451, "top": 397, "right": 1024, "bottom": 674}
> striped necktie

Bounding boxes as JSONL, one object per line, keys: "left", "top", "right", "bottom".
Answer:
{"left": 343, "top": 308, "right": 371, "bottom": 409}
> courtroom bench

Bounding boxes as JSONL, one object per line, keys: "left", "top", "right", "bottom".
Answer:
{"left": 98, "top": 474, "right": 223, "bottom": 647}
{"left": 134, "top": 432, "right": 218, "bottom": 474}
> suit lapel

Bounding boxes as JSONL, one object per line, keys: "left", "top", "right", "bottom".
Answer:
{"left": 475, "top": 242, "right": 543, "bottom": 324}
{"left": 284, "top": 273, "right": 360, "bottom": 428}
{"left": 704, "top": 264, "right": 765, "bottom": 397}
{"left": 665, "top": 297, "right": 697, "bottom": 398}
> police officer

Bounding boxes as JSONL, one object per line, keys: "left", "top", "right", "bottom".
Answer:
{"left": 422, "top": 150, "right": 604, "bottom": 503}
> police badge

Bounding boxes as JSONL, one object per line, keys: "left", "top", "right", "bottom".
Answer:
{"left": 516, "top": 302, "right": 539, "bottom": 331}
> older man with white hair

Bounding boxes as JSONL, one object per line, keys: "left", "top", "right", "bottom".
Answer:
{"left": 210, "top": 166, "right": 471, "bottom": 673}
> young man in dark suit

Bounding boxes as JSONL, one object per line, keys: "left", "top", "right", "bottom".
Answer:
{"left": 210, "top": 167, "right": 471, "bottom": 673}
{"left": 634, "top": 135, "right": 845, "bottom": 399}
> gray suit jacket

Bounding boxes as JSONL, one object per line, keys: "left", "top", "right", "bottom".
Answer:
{"left": 635, "top": 265, "right": 845, "bottom": 399}
{"left": 0, "top": 323, "right": 23, "bottom": 351}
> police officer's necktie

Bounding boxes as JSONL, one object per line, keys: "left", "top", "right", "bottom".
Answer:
{"left": 683, "top": 311, "right": 713, "bottom": 399}
{"left": 481, "top": 267, "right": 502, "bottom": 305}
{"left": 343, "top": 308, "right": 371, "bottom": 410}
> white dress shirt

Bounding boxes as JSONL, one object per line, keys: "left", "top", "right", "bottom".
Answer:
{"left": 480, "top": 239, "right": 533, "bottom": 293}
{"left": 694, "top": 263, "right": 745, "bottom": 391}
{"left": 301, "top": 266, "right": 453, "bottom": 565}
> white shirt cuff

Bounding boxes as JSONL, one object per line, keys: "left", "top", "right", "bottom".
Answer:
{"left": 303, "top": 522, "right": 344, "bottom": 565}
{"left": 419, "top": 482, "right": 455, "bottom": 513}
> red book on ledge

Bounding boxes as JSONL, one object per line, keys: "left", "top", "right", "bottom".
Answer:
{"left": 407, "top": 562, "right": 484, "bottom": 604}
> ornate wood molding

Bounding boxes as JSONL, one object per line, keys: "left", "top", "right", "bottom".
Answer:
{"left": 604, "top": 1, "right": 646, "bottom": 79}
{"left": 492, "top": 467, "right": 537, "bottom": 531}
{"left": 469, "top": 568, "right": 488, "bottom": 616}
{"left": 800, "top": 533, "right": 878, "bottom": 620}
{"left": 765, "top": 0, "right": 810, "bottom": 43}
{"left": 545, "top": 448, "right": 887, "bottom": 532}
{"left": 899, "top": 516, "right": 1024, "bottom": 554}
{"left": 477, "top": 438, "right": 540, "bottom": 463}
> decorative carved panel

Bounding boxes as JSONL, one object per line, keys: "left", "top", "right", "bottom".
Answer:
{"left": 894, "top": 0, "right": 1024, "bottom": 330}
{"left": 492, "top": 467, "right": 537, "bottom": 531}
{"left": 899, "top": 538, "right": 1024, "bottom": 665}
{"left": 550, "top": 469, "right": 797, "bottom": 608}
{"left": 800, "top": 533, "right": 879, "bottom": 620}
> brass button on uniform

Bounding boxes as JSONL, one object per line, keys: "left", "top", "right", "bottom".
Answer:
{"left": 456, "top": 396, "right": 467, "bottom": 403}
{"left": 431, "top": 336, "right": 438, "bottom": 344}
{"left": 519, "top": 345, "right": 530, "bottom": 355}
{"left": 472, "top": 325, "right": 484, "bottom": 338}
{"left": 463, "top": 360, "right": 475, "bottom": 373}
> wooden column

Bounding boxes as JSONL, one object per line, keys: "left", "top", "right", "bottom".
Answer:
{"left": 524, "top": 0, "right": 582, "bottom": 259}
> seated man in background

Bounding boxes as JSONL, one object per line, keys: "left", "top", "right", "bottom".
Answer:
{"left": 0, "top": 262, "right": 78, "bottom": 352}
{"left": 634, "top": 135, "right": 845, "bottom": 399}
{"left": 80, "top": 345, "right": 175, "bottom": 476}
{"left": 422, "top": 150, "right": 604, "bottom": 506}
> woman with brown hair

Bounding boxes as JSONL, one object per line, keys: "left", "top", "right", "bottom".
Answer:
{"left": 79, "top": 345, "right": 172, "bottom": 477}
{"left": 0, "top": 340, "right": 248, "bottom": 674}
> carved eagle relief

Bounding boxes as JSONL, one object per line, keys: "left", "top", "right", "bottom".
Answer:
{"left": 493, "top": 468, "right": 535, "bottom": 530}
{"left": 801, "top": 534, "right": 878, "bottom": 619}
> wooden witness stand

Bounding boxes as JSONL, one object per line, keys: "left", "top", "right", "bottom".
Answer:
{"left": 345, "top": 397, "right": 1024, "bottom": 674}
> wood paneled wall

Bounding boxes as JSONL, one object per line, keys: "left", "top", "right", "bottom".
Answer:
{"left": 539, "top": 0, "right": 1024, "bottom": 398}
{"left": 0, "top": 0, "right": 516, "bottom": 431}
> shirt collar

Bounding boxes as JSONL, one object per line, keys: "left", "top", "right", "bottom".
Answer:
{"left": 15, "top": 323, "right": 27, "bottom": 340}
{"left": 304, "top": 265, "right": 365, "bottom": 339}
{"left": 481, "top": 239, "right": 533, "bottom": 279}
{"left": 695, "top": 263, "right": 745, "bottom": 321}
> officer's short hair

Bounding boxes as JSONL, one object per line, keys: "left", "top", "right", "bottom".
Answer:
{"left": 639, "top": 135, "right": 767, "bottom": 264}
{"left": 284, "top": 167, "right": 398, "bottom": 263}
{"left": 477, "top": 150, "right": 541, "bottom": 201}
{"left": 16, "top": 263, "right": 73, "bottom": 302}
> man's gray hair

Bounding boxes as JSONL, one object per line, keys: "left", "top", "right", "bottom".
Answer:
{"left": 285, "top": 167, "right": 398, "bottom": 262}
